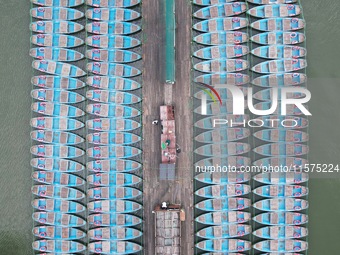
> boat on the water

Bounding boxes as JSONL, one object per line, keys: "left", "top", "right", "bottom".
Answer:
{"left": 32, "top": 226, "right": 86, "bottom": 240}
{"left": 253, "top": 102, "right": 306, "bottom": 115}
{"left": 197, "top": 224, "right": 252, "bottom": 239}
{"left": 195, "top": 73, "right": 250, "bottom": 86}
{"left": 86, "top": 8, "right": 140, "bottom": 21}
{"left": 253, "top": 157, "right": 308, "bottom": 169}
{"left": 32, "top": 240, "right": 86, "bottom": 253}
{"left": 195, "top": 198, "right": 251, "bottom": 211}
{"left": 252, "top": 59, "right": 307, "bottom": 73}
{"left": 195, "top": 184, "right": 251, "bottom": 198}
{"left": 253, "top": 198, "right": 309, "bottom": 211}
{"left": 88, "top": 186, "right": 142, "bottom": 200}
{"left": 30, "top": 20, "right": 84, "bottom": 34}
{"left": 253, "top": 226, "right": 308, "bottom": 239}
{"left": 253, "top": 212, "right": 308, "bottom": 225}
{"left": 253, "top": 184, "right": 308, "bottom": 198}
{"left": 88, "top": 241, "right": 142, "bottom": 254}
{"left": 248, "top": 4, "right": 301, "bottom": 18}
{"left": 254, "top": 240, "right": 308, "bottom": 253}
{"left": 31, "top": 75, "right": 85, "bottom": 90}
{"left": 251, "top": 45, "right": 306, "bottom": 59}
{"left": 88, "top": 213, "right": 142, "bottom": 226}
{"left": 193, "top": 3, "right": 247, "bottom": 19}
{"left": 86, "top": 35, "right": 141, "bottom": 49}
{"left": 87, "top": 132, "right": 141, "bottom": 145}
{"left": 253, "top": 143, "right": 309, "bottom": 157}
{"left": 30, "top": 7, "right": 84, "bottom": 20}
{"left": 31, "top": 89, "right": 85, "bottom": 104}
{"left": 32, "top": 198, "right": 85, "bottom": 213}
{"left": 30, "top": 117, "right": 84, "bottom": 131}
{"left": 32, "top": 185, "right": 85, "bottom": 200}
{"left": 194, "top": 87, "right": 247, "bottom": 101}
{"left": 87, "top": 62, "right": 141, "bottom": 77}
{"left": 253, "top": 129, "right": 309, "bottom": 143}
{"left": 195, "top": 142, "right": 251, "bottom": 157}
{"left": 86, "top": 49, "right": 141, "bottom": 63}
{"left": 87, "top": 173, "right": 142, "bottom": 186}
{"left": 87, "top": 159, "right": 141, "bottom": 173}
{"left": 31, "top": 158, "right": 85, "bottom": 172}
{"left": 30, "top": 47, "right": 84, "bottom": 62}
{"left": 251, "top": 18, "right": 305, "bottom": 31}
{"left": 253, "top": 172, "right": 309, "bottom": 184}
{"left": 253, "top": 88, "right": 305, "bottom": 101}
{"left": 31, "top": 34, "right": 84, "bottom": 48}
{"left": 86, "top": 0, "right": 141, "bottom": 7}
{"left": 256, "top": 115, "right": 309, "bottom": 129}
{"left": 196, "top": 239, "right": 251, "bottom": 253}
{"left": 195, "top": 128, "right": 250, "bottom": 143}
{"left": 30, "top": 130, "right": 84, "bottom": 145}
{"left": 87, "top": 76, "right": 141, "bottom": 90}
{"left": 193, "top": 0, "right": 239, "bottom": 6}
{"left": 30, "top": 144, "right": 84, "bottom": 158}
{"left": 86, "top": 118, "right": 141, "bottom": 131}
{"left": 86, "top": 104, "right": 140, "bottom": 118}
{"left": 88, "top": 227, "right": 142, "bottom": 240}
{"left": 194, "top": 101, "right": 247, "bottom": 115}
{"left": 252, "top": 73, "right": 307, "bottom": 87}
{"left": 31, "top": 0, "right": 84, "bottom": 7}
{"left": 194, "top": 17, "right": 249, "bottom": 32}
{"left": 32, "top": 171, "right": 85, "bottom": 186}
{"left": 32, "top": 212, "right": 86, "bottom": 227}
{"left": 31, "top": 102, "right": 85, "bottom": 117}
{"left": 251, "top": 31, "right": 305, "bottom": 45}
{"left": 88, "top": 200, "right": 142, "bottom": 213}
{"left": 195, "top": 211, "right": 251, "bottom": 225}
{"left": 86, "top": 145, "right": 141, "bottom": 159}
{"left": 86, "top": 21, "right": 141, "bottom": 35}
{"left": 86, "top": 90, "right": 141, "bottom": 104}
{"left": 194, "top": 45, "right": 249, "bottom": 60}
{"left": 194, "top": 114, "right": 250, "bottom": 129}
{"left": 32, "top": 60, "right": 86, "bottom": 77}
{"left": 194, "top": 31, "right": 249, "bottom": 45}
{"left": 247, "top": 0, "right": 298, "bottom": 4}
{"left": 194, "top": 59, "right": 249, "bottom": 73}
{"left": 195, "top": 157, "right": 251, "bottom": 172}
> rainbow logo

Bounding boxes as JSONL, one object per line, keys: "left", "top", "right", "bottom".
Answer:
{"left": 197, "top": 82, "right": 222, "bottom": 105}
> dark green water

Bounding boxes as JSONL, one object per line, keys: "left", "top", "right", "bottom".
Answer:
{"left": 0, "top": 0, "right": 339, "bottom": 254}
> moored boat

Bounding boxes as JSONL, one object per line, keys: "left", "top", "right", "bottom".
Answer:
{"left": 87, "top": 159, "right": 141, "bottom": 173}
{"left": 87, "top": 118, "right": 141, "bottom": 131}
{"left": 31, "top": 34, "right": 84, "bottom": 48}
{"left": 31, "top": 0, "right": 84, "bottom": 7}
{"left": 88, "top": 173, "right": 142, "bottom": 186}
{"left": 248, "top": 4, "right": 301, "bottom": 18}
{"left": 253, "top": 184, "right": 309, "bottom": 197}
{"left": 32, "top": 185, "right": 85, "bottom": 200}
{"left": 194, "top": 59, "right": 249, "bottom": 73}
{"left": 197, "top": 224, "right": 252, "bottom": 239}
{"left": 251, "top": 31, "right": 305, "bottom": 45}
{"left": 30, "top": 117, "right": 84, "bottom": 131}
{"left": 30, "top": 144, "right": 84, "bottom": 158}
{"left": 251, "top": 18, "right": 305, "bottom": 31}
{"left": 195, "top": 157, "right": 251, "bottom": 172}
{"left": 194, "top": 101, "right": 247, "bottom": 115}
{"left": 88, "top": 227, "right": 142, "bottom": 240}
{"left": 30, "top": 7, "right": 84, "bottom": 20}
{"left": 196, "top": 239, "right": 251, "bottom": 253}
{"left": 32, "top": 171, "right": 85, "bottom": 186}
{"left": 253, "top": 198, "right": 309, "bottom": 211}
{"left": 252, "top": 73, "right": 307, "bottom": 87}
{"left": 30, "top": 130, "right": 84, "bottom": 145}
{"left": 195, "top": 184, "right": 251, "bottom": 198}
{"left": 32, "top": 240, "right": 86, "bottom": 253}
{"left": 31, "top": 89, "right": 85, "bottom": 104}
{"left": 88, "top": 200, "right": 142, "bottom": 213}
{"left": 253, "top": 212, "right": 308, "bottom": 225}
{"left": 86, "top": 21, "right": 141, "bottom": 35}
{"left": 31, "top": 102, "right": 85, "bottom": 117}
{"left": 86, "top": 90, "right": 141, "bottom": 104}
{"left": 194, "top": 115, "right": 249, "bottom": 129}
{"left": 256, "top": 115, "right": 309, "bottom": 129}
{"left": 252, "top": 59, "right": 307, "bottom": 73}
{"left": 253, "top": 172, "right": 309, "bottom": 184}
{"left": 86, "top": 0, "right": 141, "bottom": 7}
{"left": 32, "top": 226, "right": 86, "bottom": 240}
{"left": 31, "top": 158, "right": 85, "bottom": 172}
{"left": 193, "top": 17, "right": 249, "bottom": 32}
{"left": 194, "top": 86, "right": 247, "bottom": 101}
{"left": 194, "top": 45, "right": 249, "bottom": 60}
{"left": 193, "top": 0, "right": 238, "bottom": 6}
{"left": 88, "top": 213, "right": 142, "bottom": 226}
{"left": 195, "top": 73, "right": 250, "bottom": 86}
{"left": 32, "top": 60, "right": 86, "bottom": 77}
{"left": 254, "top": 143, "right": 309, "bottom": 156}
{"left": 31, "top": 75, "right": 85, "bottom": 90}
{"left": 194, "top": 31, "right": 249, "bottom": 45}
{"left": 86, "top": 35, "right": 141, "bottom": 49}
{"left": 87, "top": 132, "right": 141, "bottom": 145}
{"left": 30, "top": 20, "right": 84, "bottom": 34}
{"left": 88, "top": 241, "right": 142, "bottom": 254}
{"left": 253, "top": 88, "right": 305, "bottom": 101}
{"left": 195, "top": 142, "right": 251, "bottom": 157}
{"left": 253, "top": 102, "right": 306, "bottom": 115}
{"left": 251, "top": 45, "right": 306, "bottom": 59}
{"left": 88, "top": 186, "right": 142, "bottom": 200}
{"left": 195, "top": 128, "right": 250, "bottom": 143}
{"left": 253, "top": 226, "right": 308, "bottom": 239}
{"left": 32, "top": 212, "right": 86, "bottom": 227}
{"left": 87, "top": 76, "right": 141, "bottom": 90}
{"left": 86, "top": 8, "right": 140, "bottom": 21}
{"left": 193, "top": 3, "right": 247, "bottom": 19}
{"left": 87, "top": 62, "right": 141, "bottom": 77}
{"left": 254, "top": 240, "right": 308, "bottom": 253}
{"left": 195, "top": 211, "right": 251, "bottom": 225}
{"left": 86, "top": 49, "right": 141, "bottom": 63}
{"left": 86, "top": 145, "right": 141, "bottom": 159}
{"left": 253, "top": 129, "right": 309, "bottom": 143}
{"left": 253, "top": 157, "right": 308, "bottom": 170}
{"left": 30, "top": 47, "right": 84, "bottom": 62}
{"left": 195, "top": 198, "right": 251, "bottom": 211}
{"left": 247, "top": 0, "right": 297, "bottom": 4}
{"left": 86, "top": 104, "right": 140, "bottom": 118}
{"left": 32, "top": 198, "right": 85, "bottom": 213}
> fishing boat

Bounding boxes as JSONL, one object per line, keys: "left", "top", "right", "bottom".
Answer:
{"left": 32, "top": 226, "right": 86, "bottom": 240}
{"left": 196, "top": 198, "right": 251, "bottom": 211}
{"left": 88, "top": 200, "right": 142, "bottom": 213}
{"left": 253, "top": 185, "right": 309, "bottom": 198}
{"left": 253, "top": 172, "right": 309, "bottom": 185}
{"left": 86, "top": 8, "right": 140, "bottom": 21}
{"left": 254, "top": 129, "right": 309, "bottom": 143}
{"left": 31, "top": 0, "right": 85, "bottom": 7}
{"left": 88, "top": 186, "right": 142, "bottom": 200}
{"left": 88, "top": 241, "right": 142, "bottom": 254}
{"left": 86, "top": 0, "right": 141, "bottom": 7}
{"left": 253, "top": 212, "right": 308, "bottom": 225}
{"left": 31, "top": 75, "right": 85, "bottom": 90}
{"left": 195, "top": 73, "right": 250, "bottom": 86}
{"left": 86, "top": 49, "right": 141, "bottom": 63}
{"left": 253, "top": 102, "right": 306, "bottom": 115}
{"left": 87, "top": 159, "right": 141, "bottom": 173}
{"left": 30, "top": 7, "right": 84, "bottom": 20}
{"left": 257, "top": 115, "right": 309, "bottom": 129}
{"left": 87, "top": 62, "right": 141, "bottom": 77}
{"left": 194, "top": 45, "right": 249, "bottom": 60}
{"left": 195, "top": 143, "right": 250, "bottom": 157}
{"left": 251, "top": 18, "right": 305, "bottom": 31}
{"left": 197, "top": 224, "right": 252, "bottom": 239}
{"left": 88, "top": 227, "right": 142, "bottom": 240}
{"left": 32, "top": 185, "right": 85, "bottom": 200}
{"left": 195, "top": 184, "right": 251, "bottom": 198}
{"left": 247, "top": 0, "right": 298, "bottom": 4}
{"left": 194, "top": 101, "right": 247, "bottom": 115}
{"left": 32, "top": 171, "right": 85, "bottom": 186}
{"left": 31, "top": 102, "right": 85, "bottom": 117}
{"left": 86, "top": 21, "right": 141, "bottom": 35}
{"left": 195, "top": 129, "right": 250, "bottom": 143}
{"left": 193, "top": 3, "right": 247, "bottom": 19}
{"left": 32, "top": 198, "right": 85, "bottom": 213}
{"left": 30, "top": 47, "right": 84, "bottom": 62}
{"left": 86, "top": 104, "right": 140, "bottom": 118}
{"left": 196, "top": 239, "right": 251, "bottom": 253}
{"left": 31, "top": 158, "right": 85, "bottom": 172}
{"left": 248, "top": 4, "right": 301, "bottom": 18}
{"left": 252, "top": 73, "right": 307, "bottom": 87}
{"left": 31, "top": 89, "right": 85, "bottom": 104}
{"left": 252, "top": 59, "right": 307, "bottom": 73}
{"left": 31, "top": 144, "right": 84, "bottom": 158}
{"left": 87, "top": 173, "right": 142, "bottom": 186}
{"left": 193, "top": 17, "right": 248, "bottom": 32}
{"left": 254, "top": 240, "right": 308, "bottom": 253}
{"left": 30, "top": 117, "right": 84, "bottom": 131}
{"left": 86, "top": 35, "right": 141, "bottom": 49}
{"left": 31, "top": 34, "right": 84, "bottom": 48}
{"left": 251, "top": 45, "right": 306, "bottom": 59}
{"left": 86, "top": 90, "right": 141, "bottom": 104}
{"left": 195, "top": 211, "right": 251, "bottom": 225}
{"left": 194, "top": 31, "right": 249, "bottom": 45}
{"left": 253, "top": 88, "right": 304, "bottom": 101}
{"left": 30, "top": 130, "right": 84, "bottom": 145}
{"left": 253, "top": 143, "right": 309, "bottom": 156}
{"left": 87, "top": 76, "right": 141, "bottom": 91}
{"left": 87, "top": 145, "right": 141, "bottom": 159}
{"left": 194, "top": 87, "right": 247, "bottom": 101}
{"left": 32, "top": 212, "right": 86, "bottom": 227}
{"left": 195, "top": 157, "right": 251, "bottom": 172}
{"left": 32, "top": 240, "right": 86, "bottom": 253}
{"left": 194, "top": 114, "right": 250, "bottom": 129}
{"left": 32, "top": 60, "right": 86, "bottom": 77}
{"left": 86, "top": 118, "right": 141, "bottom": 131}
{"left": 88, "top": 213, "right": 142, "bottom": 226}
{"left": 194, "top": 59, "right": 249, "bottom": 73}
{"left": 87, "top": 132, "right": 141, "bottom": 145}
{"left": 251, "top": 31, "right": 305, "bottom": 45}
{"left": 30, "top": 20, "right": 84, "bottom": 34}
{"left": 253, "top": 226, "right": 308, "bottom": 239}
{"left": 193, "top": 0, "right": 239, "bottom": 6}
{"left": 253, "top": 198, "right": 309, "bottom": 211}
